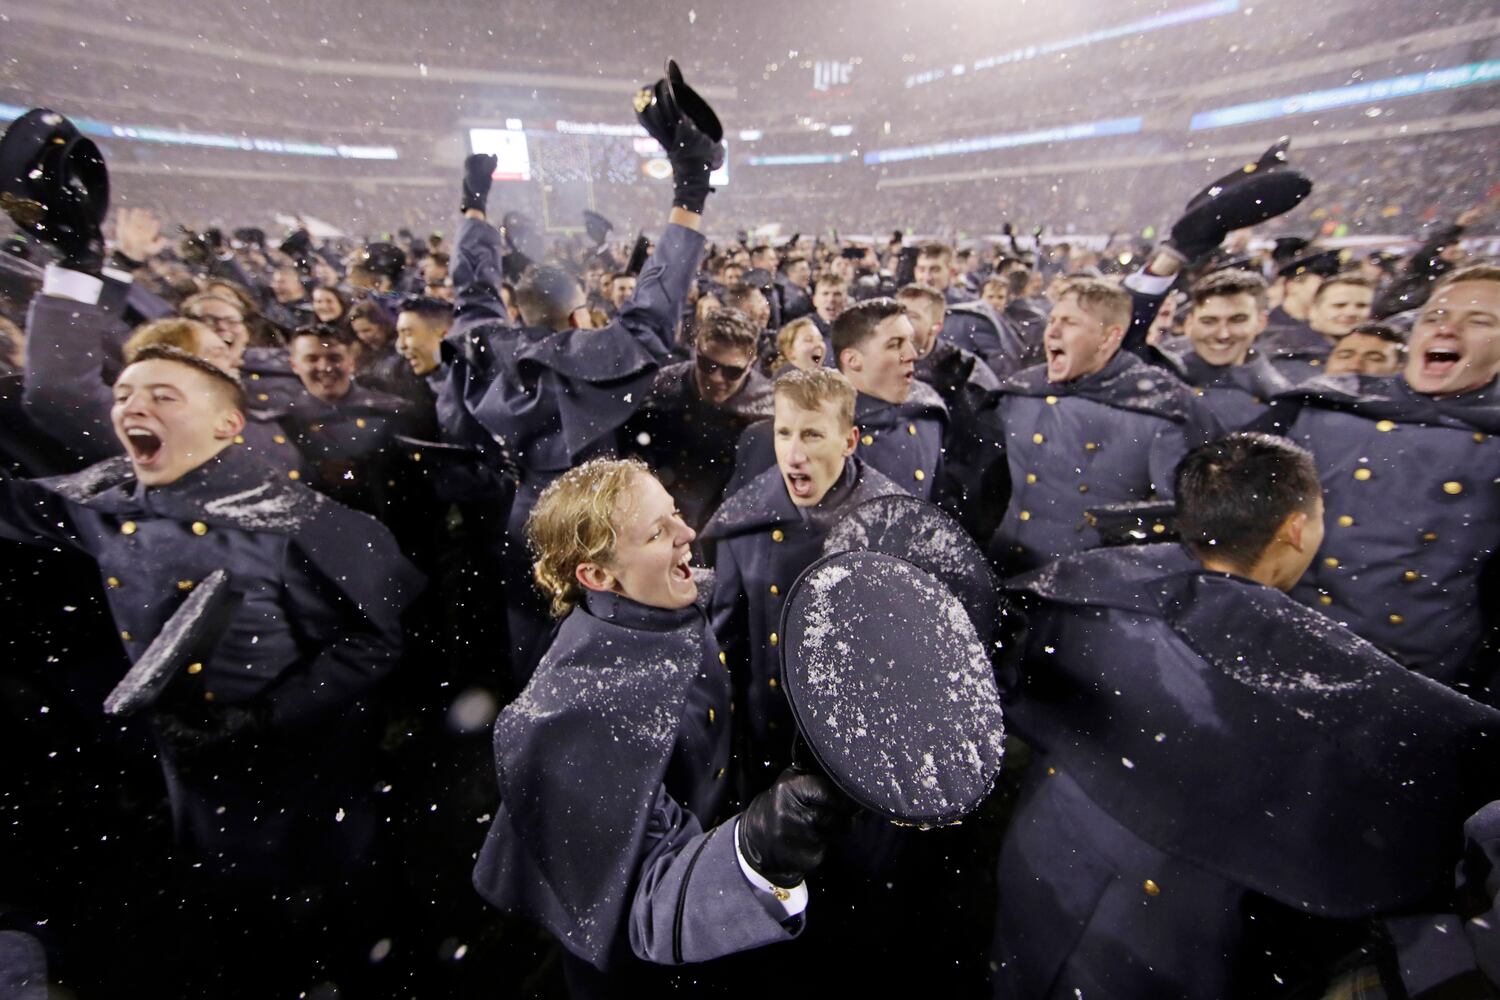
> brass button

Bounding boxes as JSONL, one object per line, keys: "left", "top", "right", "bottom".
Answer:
{"left": 1151, "top": 523, "right": 1166, "bottom": 534}
{"left": 250, "top": 373, "right": 260, "bottom": 380}
{"left": 120, "top": 630, "right": 132, "bottom": 641}
{"left": 1318, "top": 595, "right": 1333, "bottom": 606}
{"left": 191, "top": 522, "right": 208, "bottom": 536}
{"left": 1018, "top": 510, "right": 1031, "bottom": 521}
{"left": 1077, "top": 484, "right": 1089, "bottom": 494}
{"left": 1443, "top": 481, "right": 1462, "bottom": 495}
{"left": 715, "top": 767, "right": 726, "bottom": 780}
{"left": 718, "top": 651, "right": 727, "bottom": 666}
{"left": 768, "top": 677, "right": 779, "bottom": 688}
{"left": 411, "top": 452, "right": 422, "bottom": 462}
{"left": 1143, "top": 879, "right": 1161, "bottom": 897}
{"left": 120, "top": 521, "right": 138, "bottom": 535}
{"left": 914, "top": 469, "right": 925, "bottom": 481}
{"left": 356, "top": 418, "right": 367, "bottom": 429}
{"left": 1422, "top": 531, "right": 1438, "bottom": 543}
{"left": 106, "top": 576, "right": 121, "bottom": 588}
{"left": 771, "top": 529, "right": 785, "bottom": 543}
{"left": 1403, "top": 570, "right": 1419, "bottom": 582}
{"left": 1084, "top": 442, "right": 1098, "bottom": 451}
{"left": 273, "top": 435, "right": 287, "bottom": 445}
{"left": 1353, "top": 468, "right": 1372, "bottom": 481}
{"left": 708, "top": 708, "right": 716, "bottom": 724}
{"left": 186, "top": 662, "right": 203, "bottom": 675}
{"left": 233, "top": 434, "right": 245, "bottom": 444}
{"left": 907, "top": 424, "right": 916, "bottom": 435}
{"left": 1025, "top": 473, "right": 1037, "bottom": 484}
{"left": 203, "top": 691, "right": 215, "bottom": 702}
{"left": 288, "top": 470, "right": 301, "bottom": 480}
{"left": 861, "top": 434, "right": 874, "bottom": 446}
{"left": 1193, "top": 388, "right": 1205, "bottom": 397}
{"left": 177, "top": 580, "right": 194, "bottom": 591}
{"left": 1375, "top": 420, "right": 1395, "bottom": 432}
{"left": 1323, "top": 557, "right": 1340, "bottom": 568}
{"left": 1388, "top": 613, "right": 1405, "bottom": 625}
{"left": 1477, "top": 433, "right": 1487, "bottom": 443}
{"left": 1044, "top": 395, "right": 1058, "bottom": 405}
{"left": 1032, "top": 433, "right": 1044, "bottom": 445}
{"left": 1336, "top": 515, "right": 1354, "bottom": 527}
{"left": 1310, "top": 358, "right": 1322, "bottom": 367}
{"left": 769, "top": 632, "right": 779, "bottom": 647}
{"left": 770, "top": 584, "right": 780, "bottom": 596}
{"left": 257, "top": 393, "right": 269, "bottom": 402}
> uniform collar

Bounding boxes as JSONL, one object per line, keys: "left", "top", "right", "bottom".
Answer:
{"left": 583, "top": 588, "right": 699, "bottom": 632}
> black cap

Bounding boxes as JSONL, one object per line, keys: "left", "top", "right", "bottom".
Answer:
{"left": 633, "top": 59, "right": 725, "bottom": 171}
{"left": 779, "top": 551, "right": 1005, "bottom": 826}
{"left": 583, "top": 210, "right": 614, "bottom": 246}
{"left": 360, "top": 241, "right": 407, "bottom": 281}
{"left": 1277, "top": 249, "right": 1342, "bottom": 280}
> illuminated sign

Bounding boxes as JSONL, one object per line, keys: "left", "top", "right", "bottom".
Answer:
{"left": 468, "top": 128, "right": 533, "bottom": 181}
{"left": 905, "top": 0, "right": 1239, "bottom": 88}
{"left": 1190, "top": 59, "right": 1500, "bottom": 129}
{"left": 863, "top": 116, "right": 1143, "bottom": 165}
{"left": 0, "top": 103, "right": 398, "bottom": 159}
{"left": 813, "top": 60, "right": 854, "bottom": 94}
{"left": 746, "top": 153, "right": 849, "bottom": 166}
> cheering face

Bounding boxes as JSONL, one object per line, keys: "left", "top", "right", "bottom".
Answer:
{"left": 311, "top": 288, "right": 345, "bottom": 323}
{"left": 598, "top": 473, "right": 698, "bottom": 610}
{"left": 1326, "top": 333, "right": 1403, "bottom": 376}
{"left": 609, "top": 276, "right": 637, "bottom": 311}
{"left": 1185, "top": 292, "right": 1266, "bottom": 367}
{"left": 395, "top": 312, "right": 445, "bottom": 377}
{"left": 1307, "top": 281, "right": 1373, "bottom": 338}
{"left": 184, "top": 297, "right": 249, "bottom": 374}
{"left": 774, "top": 395, "right": 858, "bottom": 507}
{"left": 787, "top": 325, "right": 826, "bottom": 370}
{"left": 289, "top": 336, "right": 356, "bottom": 403}
{"left": 1044, "top": 294, "right": 1123, "bottom": 384}
{"left": 813, "top": 282, "right": 847, "bottom": 323}
{"left": 692, "top": 341, "right": 755, "bottom": 404}
{"left": 350, "top": 316, "right": 391, "bottom": 351}
{"left": 112, "top": 359, "right": 244, "bottom": 487}
{"left": 1405, "top": 280, "right": 1500, "bottom": 396}
{"left": 841, "top": 313, "right": 917, "bottom": 404}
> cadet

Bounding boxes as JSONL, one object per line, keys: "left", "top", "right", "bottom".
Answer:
{"left": 626, "top": 306, "right": 774, "bottom": 530}
{"left": 703, "top": 367, "right": 903, "bottom": 789}
{"left": 915, "top": 242, "right": 1028, "bottom": 379}
{"left": 1324, "top": 321, "right": 1405, "bottom": 376}
{"left": 1259, "top": 264, "right": 1500, "bottom": 698}
{"left": 995, "top": 433, "right": 1500, "bottom": 999}
{"left": 473, "top": 458, "right": 845, "bottom": 996}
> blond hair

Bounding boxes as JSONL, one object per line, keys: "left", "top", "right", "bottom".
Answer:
{"left": 123, "top": 318, "right": 212, "bottom": 363}
{"left": 774, "top": 316, "right": 821, "bottom": 367}
{"left": 1058, "top": 277, "right": 1131, "bottom": 331}
{"left": 527, "top": 457, "right": 650, "bottom": 618}
{"left": 773, "top": 366, "right": 856, "bottom": 429}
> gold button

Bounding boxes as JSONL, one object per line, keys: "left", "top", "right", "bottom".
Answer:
{"left": 288, "top": 470, "right": 301, "bottom": 480}
{"left": 120, "top": 521, "right": 138, "bottom": 535}
{"left": 250, "top": 373, "right": 260, "bottom": 380}
{"left": 771, "top": 529, "right": 785, "bottom": 543}
{"left": 177, "top": 580, "right": 194, "bottom": 591}
{"left": 770, "top": 584, "right": 780, "bottom": 596}
{"left": 1018, "top": 510, "right": 1031, "bottom": 521}
{"left": 1336, "top": 515, "right": 1354, "bottom": 527}
{"left": 273, "top": 435, "right": 287, "bottom": 445}
{"left": 914, "top": 469, "right": 925, "bottom": 481}
{"left": 356, "top": 418, "right": 367, "bottom": 429}
{"left": 120, "top": 630, "right": 132, "bottom": 641}
{"left": 1077, "top": 484, "right": 1089, "bottom": 494}
{"left": 715, "top": 767, "right": 726, "bottom": 780}
{"left": 708, "top": 708, "right": 716, "bottom": 724}
{"left": 1044, "top": 395, "right": 1058, "bottom": 405}
{"left": 1151, "top": 523, "right": 1166, "bottom": 534}
{"left": 718, "top": 651, "right": 727, "bottom": 666}
{"left": 257, "top": 393, "right": 269, "bottom": 402}
{"left": 1319, "top": 595, "right": 1333, "bottom": 606}
{"left": 233, "top": 434, "right": 245, "bottom": 444}
{"left": 768, "top": 677, "right": 779, "bottom": 688}
{"left": 106, "top": 576, "right": 120, "bottom": 588}
{"left": 1376, "top": 420, "right": 1395, "bottom": 432}
{"left": 411, "top": 452, "right": 422, "bottom": 462}
{"left": 1323, "top": 557, "right": 1339, "bottom": 568}
{"left": 861, "top": 434, "right": 874, "bottom": 446}
{"left": 907, "top": 424, "right": 917, "bottom": 435}
{"left": 1194, "top": 388, "right": 1205, "bottom": 397}
{"left": 1046, "top": 766, "right": 1057, "bottom": 776}
{"left": 1025, "top": 473, "right": 1037, "bottom": 484}
{"left": 1310, "top": 359, "right": 1322, "bottom": 367}
{"left": 1353, "top": 468, "right": 1372, "bottom": 481}
{"left": 1084, "top": 442, "right": 1098, "bottom": 451}
{"left": 203, "top": 691, "right": 215, "bottom": 702}
{"left": 186, "top": 662, "right": 203, "bottom": 675}
{"left": 769, "top": 632, "right": 779, "bottom": 647}
{"left": 1032, "top": 433, "right": 1044, "bottom": 445}
{"left": 1403, "top": 570, "right": 1419, "bottom": 582}
{"left": 1389, "top": 613, "right": 1405, "bottom": 625}
{"left": 1476, "top": 433, "right": 1487, "bottom": 443}
{"left": 1422, "top": 531, "right": 1438, "bottom": 543}
{"left": 191, "top": 522, "right": 208, "bottom": 536}
{"left": 1143, "top": 879, "right": 1161, "bottom": 898}
{"left": 1443, "top": 481, "right": 1462, "bottom": 495}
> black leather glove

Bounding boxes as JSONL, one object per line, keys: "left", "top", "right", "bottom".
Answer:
{"left": 670, "top": 148, "right": 715, "bottom": 215}
{"left": 929, "top": 342, "right": 977, "bottom": 404}
{"left": 152, "top": 701, "right": 264, "bottom": 754}
{"left": 462, "top": 154, "right": 498, "bottom": 214}
{"left": 737, "top": 767, "right": 848, "bottom": 888}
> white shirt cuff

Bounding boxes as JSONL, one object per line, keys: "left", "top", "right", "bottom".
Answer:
{"left": 1123, "top": 269, "right": 1177, "bottom": 296}
{"left": 732, "top": 818, "right": 809, "bottom": 920}
{"left": 42, "top": 263, "right": 104, "bottom": 305}
{"left": 101, "top": 265, "right": 135, "bottom": 286}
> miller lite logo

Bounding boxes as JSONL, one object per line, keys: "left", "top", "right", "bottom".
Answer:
{"left": 812, "top": 60, "right": 853, "bottom": 94}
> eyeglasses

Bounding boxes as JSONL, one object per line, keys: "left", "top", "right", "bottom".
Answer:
{"left": 695, "top": 354, "right": 749, "bottom": 382}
